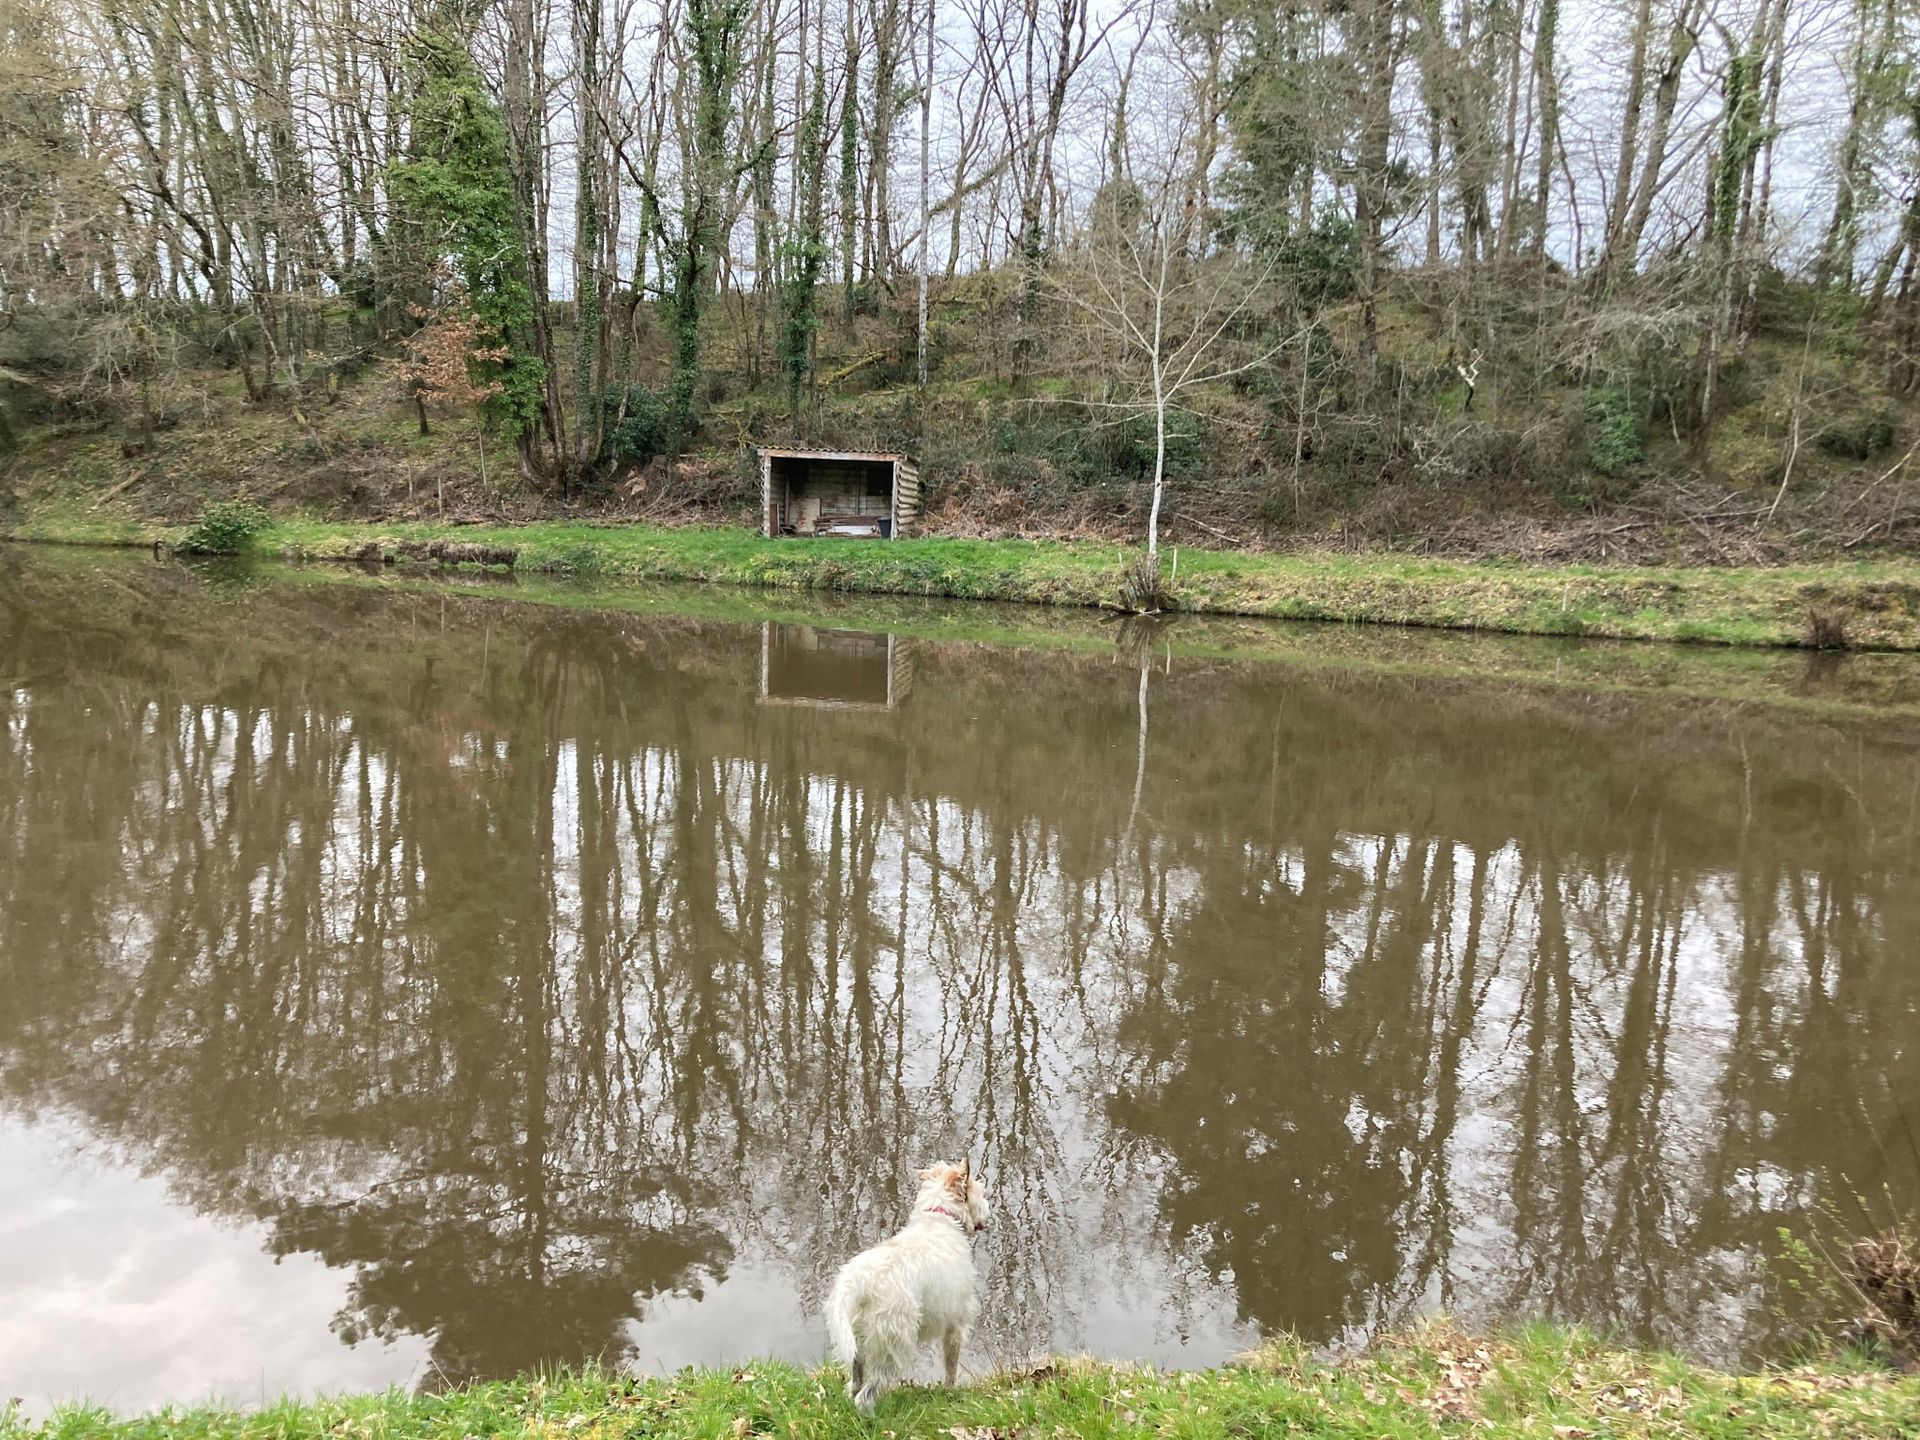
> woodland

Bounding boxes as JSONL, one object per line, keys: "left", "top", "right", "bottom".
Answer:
{"left": 2, "top": 0, "right": 1919, "bottom": 560}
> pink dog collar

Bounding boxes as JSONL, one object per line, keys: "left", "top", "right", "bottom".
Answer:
{"left": 925, "top": 1203, "right": 983, "bottom": 1234}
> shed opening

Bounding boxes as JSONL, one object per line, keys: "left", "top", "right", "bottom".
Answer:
{"left": 757, "top": 623, "right": 913, "bottom": 709}
{"left": 758, "top": 448, "right": 921, "bottom": 538}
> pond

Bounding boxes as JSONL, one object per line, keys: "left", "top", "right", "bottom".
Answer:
{"left": 2, "top": 547, "right": 1917, "bottom": 1415}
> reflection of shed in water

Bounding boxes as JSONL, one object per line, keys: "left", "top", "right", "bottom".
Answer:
{"left": 758, "top": 447, "right": 921, "bottom": 538}
{"left": 757, "top": 623, "right": 914, "bottom": 710}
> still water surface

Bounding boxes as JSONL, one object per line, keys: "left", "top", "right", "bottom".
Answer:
{"left": 2, "top": 550, "right": 1917, "bottom": 1414}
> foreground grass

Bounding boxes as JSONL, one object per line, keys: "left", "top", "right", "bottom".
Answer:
{"left": 11, "top": 507, "right": 1920, "bottom": 649}
{"left": 8, "top": 1326, "right": 1918, "bottom": 1440}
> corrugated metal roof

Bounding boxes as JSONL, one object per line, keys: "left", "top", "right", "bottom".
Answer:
{"left": 757, "top": 446, "right": 910, "bottom": 461}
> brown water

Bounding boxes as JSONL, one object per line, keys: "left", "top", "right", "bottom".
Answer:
{"left": 2, "top": 548, "right": 1918, "bottom": 1415}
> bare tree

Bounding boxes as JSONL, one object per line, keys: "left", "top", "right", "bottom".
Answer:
{"left": 1051, "top": 111, "right": 1281, "bottom": 590}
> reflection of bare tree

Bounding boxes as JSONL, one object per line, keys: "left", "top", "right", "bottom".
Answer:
{"left": 2, "top": 553, "right": 1918, "bottom": 1382}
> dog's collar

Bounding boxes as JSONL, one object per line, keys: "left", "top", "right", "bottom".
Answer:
{"left": 923, "top": 1203, "right": 966, "bottom": 1228}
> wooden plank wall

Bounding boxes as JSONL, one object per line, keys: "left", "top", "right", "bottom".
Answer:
{"left": 894, "top": 460, "right": 921, "bottom": 534}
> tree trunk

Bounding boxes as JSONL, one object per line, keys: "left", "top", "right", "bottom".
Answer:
{"left": 574, "top": 0, "right": 607, "bottom": 474}
{"left": 1611, "top": 0, "right": 1700, "bottom": 274}
{"left": 840, "top": 0, "right": 860, "bottom": 320}
{"left": 916, "top": 0, "right": 932, "bottom": 388}
{"left": 1529, "top": 0, "right": 1560, "bottom": 257}
{"left": 1817, "top": 0, "right": 1896, "bottom": 290}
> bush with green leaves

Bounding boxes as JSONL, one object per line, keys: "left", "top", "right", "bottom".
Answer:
{"left": 180, "top": 501, "right": 270, "bottom": 554}
{"left": 1814, "top": 412, "right": 1895, "bottom": 461}
{"left": 599, "top": 385, "right": 667, "bottom": 470}
{"left": 1273, "top": 212, "right": 1362, "bottom": 309}
{"left": 1074, "top": 410, "right": 1204, "bottom": 481}
{"left": 1584, "top": 387, "right": 1644, "bottom": 475}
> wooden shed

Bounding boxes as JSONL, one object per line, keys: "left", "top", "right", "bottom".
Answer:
{"left": 758, "top": 622, "right": 915, "bottom": 710}
{"left": 758, "top": 447, "right": 921, "bottom": 538}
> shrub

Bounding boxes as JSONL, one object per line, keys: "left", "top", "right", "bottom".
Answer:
{"left": 1814, "top": 413, "right": 1895, "bottom": 461}
{"left": 1117, "top": 549, "right": 1171, "bottom": 612}
{"left": 558, "top": 543, "right": 607, "bottom": 579}
{"left": 179, "top": 501, "right": 270, "bottom": 554}
{"left": 1584, "top": 387, "right": 1644, "bottom": 475}
{"left": 600, "top": 385, "right": 667, "bottom": 470}
{"left": 1777, "top": 1215, "right": 1918, "bottom": 1367}
{"left": 1803, "top": 603, "right": 1851, "bottom": 650}
{"left": 1272, "top": 211, "right": 1361, "bottom": 309}
{"left": 1076, "top": 410, "right": 1204, "bottom": 481}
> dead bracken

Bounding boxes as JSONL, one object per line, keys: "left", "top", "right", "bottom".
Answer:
{"left": 1803, "top": 602, "right": 1852, "bottom": 650}
{"left": 1845, "top": 1234, "right": 1920, "bottom": 1366}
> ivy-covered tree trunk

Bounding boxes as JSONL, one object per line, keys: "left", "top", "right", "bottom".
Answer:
{"left": 840, "top": 0, "right": 860, "bottom": 324}
{"left": 1696, "top": 42, "right": 1763, "bottom": 446}
{"left": 866, "top": 0, "right": 901, "bottom": 294}
{"left": 1529, "top": 0, "right": 1559, "bottom": 258}
{"left": 391, "top": 19, "right": 552, "bottom": 479}
{"left": 781, "top": 67, "right": 828, "bottom": 416}
{"left": 501, "top": 0, "right": 568, "bottom": 483}
{"left": 573, "top": 0, "right": 607, "bottom": 476}
{"left": 664, "top": 0, "right": 752, "bottom": 460}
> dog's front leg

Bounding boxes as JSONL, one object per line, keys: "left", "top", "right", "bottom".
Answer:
{"left": 942, "top": 1327, "right": 967, "bottom": 1387}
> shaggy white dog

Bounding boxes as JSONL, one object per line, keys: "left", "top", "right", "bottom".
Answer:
{"left": 825, "top": 1160, "right": 991, "bottom": 1415}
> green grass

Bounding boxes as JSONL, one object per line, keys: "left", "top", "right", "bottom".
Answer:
{"left": 10, "top": 509, "right": 1920, "bottom": 650}
{"left": 8, "top": 1326, "right": 1918, "bottom": 1439}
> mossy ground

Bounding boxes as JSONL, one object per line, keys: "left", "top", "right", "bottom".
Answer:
{"left": 8, "top": 1326, "right": 1917, "bottom": 1440}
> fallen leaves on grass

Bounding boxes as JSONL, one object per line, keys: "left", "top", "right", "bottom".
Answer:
{"left": 1390, "top": 1323, "right": 1507, "bottom": 1423}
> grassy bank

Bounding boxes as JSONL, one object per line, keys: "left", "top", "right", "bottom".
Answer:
{"left": 9, "top": 507, "right": 1920, "bottom": 650}
{"left": 9, "top": 1327, "right": 1918, "bottom": 1439}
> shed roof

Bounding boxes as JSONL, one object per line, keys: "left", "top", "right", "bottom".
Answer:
{"left": 758, "top": 446, "right": 909, "bottom": 462}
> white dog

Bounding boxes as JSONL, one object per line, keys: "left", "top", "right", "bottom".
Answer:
{"left": 825, "top": 1159, "right": 991, "bottom": 1415}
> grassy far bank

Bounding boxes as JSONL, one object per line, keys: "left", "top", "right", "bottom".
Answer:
{"left": 9, "top": 506, "right": 1920, "bottom": 651}
{"left": 8, "top": 1327, "right": 1918, "bottom": 1440}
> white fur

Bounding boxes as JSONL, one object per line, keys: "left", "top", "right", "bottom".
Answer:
{"left": 824, "top": 1161, "right": 990, "bottom": 1416}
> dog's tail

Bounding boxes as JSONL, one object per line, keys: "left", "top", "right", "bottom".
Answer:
{"left": 825, "top": 1277, "right": 862, "bottom": 1369}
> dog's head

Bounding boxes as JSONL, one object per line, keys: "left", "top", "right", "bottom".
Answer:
{"left": 917, "top": 1158, "right": 990, "bottom": 1233}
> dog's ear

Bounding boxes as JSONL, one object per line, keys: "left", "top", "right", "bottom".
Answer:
{"left": 917, "top": 1166, "right": 935, "bottom": 1183}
